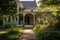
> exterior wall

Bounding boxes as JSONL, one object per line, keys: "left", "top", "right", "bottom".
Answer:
{"left": 3, "top": 17, "right": 19, "bottom": 26}
{"left": 23, "top": 7, "right": 38, "bottom": 12}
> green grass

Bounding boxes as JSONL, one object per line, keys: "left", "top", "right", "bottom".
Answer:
{"left": 0, "top": 27, "right": 23, "bottom": 40}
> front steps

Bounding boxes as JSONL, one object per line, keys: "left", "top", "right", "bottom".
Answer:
{"left": 24, "top": 25, "right": 34, "bottom": 29}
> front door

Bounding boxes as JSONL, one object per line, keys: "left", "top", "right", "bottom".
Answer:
{"left": 25, "top": 14, "right": 34, "bottom": 28}
{"left": 25, "top": 14, "right": 34, "bottom": 25}
{"left": 25, "top": 17, "right": 29, "bottom": 24}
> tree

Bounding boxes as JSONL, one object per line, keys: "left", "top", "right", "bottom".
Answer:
{"left": 39, "top": 0, "right": 60, "bottom": 30}
{"left": 40, "top": 0, "right": 60, "bottom": 6}
{"left": 0, "top": 0, "right": 17, "bottom": 18}
{"left": 0, "top": 0, "right": 17, "bottom": 23}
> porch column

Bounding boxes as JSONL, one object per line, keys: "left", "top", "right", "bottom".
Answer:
{"left": 34, "top": 15, "right": 35, "bottom": 25}
{"left": 23, "top": 14, "right": 25, "bottom": 25}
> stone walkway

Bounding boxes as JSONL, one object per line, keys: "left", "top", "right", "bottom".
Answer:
{"left": 18, "top": 29, "right": 37, "bottom": 40}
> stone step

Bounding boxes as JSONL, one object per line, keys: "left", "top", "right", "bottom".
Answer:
{"left": 24, "top": 25, "right": 34, "bottom": 29}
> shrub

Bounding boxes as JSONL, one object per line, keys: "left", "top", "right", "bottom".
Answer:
{"left": 7, "top": 28, "right": 22, "bottom": 40}
{"left": 36, "top": 27, "right": 55, "bottom": 40}
{"left": 0, "top": 26, "right": 3, "bottom": 29}
{"left": 55, "top": 22, "right": 60, "bottom": 31}
{"left": 0, "top": 28, "right": 23, "bottom": 40}
{"left": 0, "top": 18, "right": 3, "bottom": 26}
{"left": 4, "top": 22, "right": 16, "bottom": 29}
{"left": 33, "top": 24, "right": 60, "bottom": 40}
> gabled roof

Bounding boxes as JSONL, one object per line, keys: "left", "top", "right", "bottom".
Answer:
{"left": 20, "top": 1, "right": 37, "bottom": 8}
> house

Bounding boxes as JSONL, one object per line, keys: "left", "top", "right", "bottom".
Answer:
{"left": 1, "top": 0, "right": 39, "bottom": 28}
{"left": 2, "top": 0, "right": 52, "bottom": 28}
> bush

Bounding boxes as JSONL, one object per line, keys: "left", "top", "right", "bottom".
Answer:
{"left": 54, "top": 20, "right": 60, "bottom": 31}
{"left": 33, "top": 24, "right": 60, "bottom": 40}
{"left": 0, "top": 28, "right": 23, "bottom": 40}
{"left": 0, "top": 18, "right": 3, "bottom": 26}
{"left": 4, "top": 22, "right": 16, "bottom": 29}
{"left": 0, "top": 26, "right": 3, "bottom": 29}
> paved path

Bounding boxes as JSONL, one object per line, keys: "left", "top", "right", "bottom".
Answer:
{"left": 18, "top": 29, "right": 37, "bottom": 40}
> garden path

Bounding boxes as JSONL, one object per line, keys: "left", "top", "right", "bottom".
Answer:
{"left": 18, "top": 29, "right": 37, "bottom": 40}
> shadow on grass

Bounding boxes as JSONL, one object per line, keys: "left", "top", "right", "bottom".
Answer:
{"left": 0, "top": 27, "right": 23, "bottom": 40}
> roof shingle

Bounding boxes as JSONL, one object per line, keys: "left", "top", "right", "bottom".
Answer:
{"left": 20, "top": 1, "right": 37, "bottom": 8}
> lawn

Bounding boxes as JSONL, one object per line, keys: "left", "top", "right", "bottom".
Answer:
{"left": 0, "top": 27, "right": 23, "bottom": 40}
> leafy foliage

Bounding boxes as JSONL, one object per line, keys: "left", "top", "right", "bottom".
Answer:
{"left": 33, "top": 23, "right": 60, "bottom": 40}
{"left": 35, "top": 13, "right": 57, "bottom": 28}
{"left": 0, "top": 18, "right": 3, "bottom": 26}
{"left": 0, "top": 25, "right": 23, "bottom": 40}
{"left": 0, "top": 0, "right": 17, "bottom": 17}
{"left": 0, "top": 28, "right": 22, "bottom": 40}
{"left": 34, "top": 0, "right": 60, "bottom": 40}
{"left": 54, "top": 10, "right": 60, "bottom": 31}
{"left": 40, "top": 0, "right": 60, "bottom": 6}
{"left": 4, "top": 22, "right": 16, "bottom": 29}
